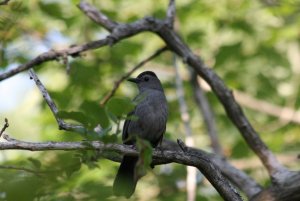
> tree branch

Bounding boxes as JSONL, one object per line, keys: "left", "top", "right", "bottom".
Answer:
{"left": 100, "top": 46, "right": 168, "bottom": 106}
{"left": 176, "top": 139, "right": 242, "bottom": 201}
{"left": 154, "top": 17, "right": 287, "bottom": 180}
{"left": 0, "top": 39, "right": 110, "bottom": 81}
{"left": 0, "top": 118, "right": 9, "bottom": 138}
{"left": 166, "top": 0, "right": 176, "bottom": 28}
{"left": 162, "top": 139, "right": 262, "bottom": 199}
{"left": 0, "top": 135, "right": 242, "bottom": 201}
{"left": 28, "top": 69, "right": 86, "bottom": 133}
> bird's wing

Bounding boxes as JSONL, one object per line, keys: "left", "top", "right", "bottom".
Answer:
{"left": 122, "top": 94, "right": 143, "bottom": 144}
{"left": 122, "top": 110, "right": 135, "bottom": 145}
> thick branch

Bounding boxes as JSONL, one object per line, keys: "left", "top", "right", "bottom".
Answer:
{"left": 0, "top": 135, "right": 242, "bottom": 201}
{"left": 162, "top": 139, "right": 262, "bottom": 199}
{"left": 176, "top": 139, "right": 242, "bottom": 201}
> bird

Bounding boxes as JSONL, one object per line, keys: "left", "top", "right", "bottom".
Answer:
{"left": 113, "top": 71, "right": 168, "bottom": 198}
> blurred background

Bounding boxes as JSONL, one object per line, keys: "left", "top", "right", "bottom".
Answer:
{"left": 0, "top": 0, "right": 300, "bottom": 200}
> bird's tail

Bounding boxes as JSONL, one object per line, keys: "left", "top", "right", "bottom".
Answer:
{"left": 113, "top": 155, "right": 138, "bottom": 198}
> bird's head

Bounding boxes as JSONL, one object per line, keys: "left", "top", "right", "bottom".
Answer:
{"left": 127, "top": 71, "right": 163, "bottom": 92}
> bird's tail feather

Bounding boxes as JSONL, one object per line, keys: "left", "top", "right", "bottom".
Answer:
{"left": 113, "top": 155, "right": 138, "bottom": 198}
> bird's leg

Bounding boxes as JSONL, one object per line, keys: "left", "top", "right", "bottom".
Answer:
{"left": 156, "top": 135, "right": 165, "bottom": 154}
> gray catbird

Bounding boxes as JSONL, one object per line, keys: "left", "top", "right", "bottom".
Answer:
{"left": 113, "top": 71, "right": 168, "bottom": 198}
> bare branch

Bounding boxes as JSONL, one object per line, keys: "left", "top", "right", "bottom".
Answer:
{"left": 28, "top": 69, "right": 60, "bottom": 120}
{"left": 166, "top": 0, "right": 176, "bottom": 28}
{"left": 174, "top": 56, "right": 196, "bottom": 201}
{"left": 0, "top": 135, "right": 242, "bottom": 201}
{"left": 0, "top": 39, "right": 110, "bottom": 81}
{"left": 0, "top": 118, "right": 9, "bottom": 138}
{"left": 191, "top": 73, "right": 223, "bottom": 155}
{"left": 2, "top": 134, "right": 22, "bottom": 142}
{"left": 155, "top": 23, "right": 286, "bottom": 179}
{"left": 100, "top": 46, "right": 168, "bottom": 106}
{"left": 28, "top": 69, "right": 86, "bottom": 133}
{"left": 177, "top": 139, "right": 242, "bottom": 201}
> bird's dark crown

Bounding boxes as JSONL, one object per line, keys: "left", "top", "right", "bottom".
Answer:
{"left": 137, "top": 71, "right": 157, "bottom": 79}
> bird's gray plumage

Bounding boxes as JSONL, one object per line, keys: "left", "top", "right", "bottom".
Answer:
{"left": 113, "top": 71, "right": 168, "bottom": 198}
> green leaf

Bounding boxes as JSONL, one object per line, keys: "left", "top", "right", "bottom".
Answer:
{"left": 106, "top": 97, "right": 135, "bottom": 118}
{"left": 135, "top": 138, "right": 153, "bottom": 180}
{"left": 57, "top": 111, "right": 89, "bottom": 126}
{"left": 215, "top": 42, "right": 242, "bottom": 67}
{"left": 38, "top": 2, "right": 64, "bottom": 19}
{"left": 64, "top": 157, "right": 81, "bottom": 178}
{"left": 80, "top": 100, "right": 110, "bottom": 129}
{"left": 28, "top": 157, "right": 42, "bottom": 170}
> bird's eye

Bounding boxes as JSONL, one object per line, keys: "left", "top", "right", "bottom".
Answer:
{"left": 144, "top": 76, "right": 149, "bottom": 81}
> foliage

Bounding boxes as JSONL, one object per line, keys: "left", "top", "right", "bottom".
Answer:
{"left": 1, "top": 0, "right": 300, "bottom": 200}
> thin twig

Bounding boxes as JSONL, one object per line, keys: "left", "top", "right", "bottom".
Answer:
{"left": 28, "top": 69, "right": 85, "bottom": 132}
{"left": 0, "top": 118, "right": 9, "bottom": 138}
{"left": 28, "top": 69, "right": 60, "bottom": 118}
{"left": 176, "top": 139, "right": 243, "bottom": 201}
{"left": 62, "top": 53, "right": 71, "bottom": 74}
{"left": 2, "top": 134, "right": 21, "bottom": 142}
{"left": 100, "top": 46, "right": 168, "bottom": 106}
{"left": 166, "top": 0, "right": 176, "bottom": 28}
{"left": 174, "top": 55, "right": 196, "bottom": 201}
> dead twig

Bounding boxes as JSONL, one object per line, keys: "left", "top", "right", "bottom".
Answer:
{"left": 0, "top": 118, "right": 9, "bottom": 138}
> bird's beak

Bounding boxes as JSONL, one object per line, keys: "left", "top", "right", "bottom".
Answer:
{"left": 127, "top": 77, "right": 141, "bottom": 83}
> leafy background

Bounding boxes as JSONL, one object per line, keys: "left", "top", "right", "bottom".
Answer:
{"left": 0, "top": 0, "right": 300, "bottom": 200}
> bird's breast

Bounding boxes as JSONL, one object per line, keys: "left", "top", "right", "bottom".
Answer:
{"left": 129, "top": 90, "right": 168, "bottom": 141}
